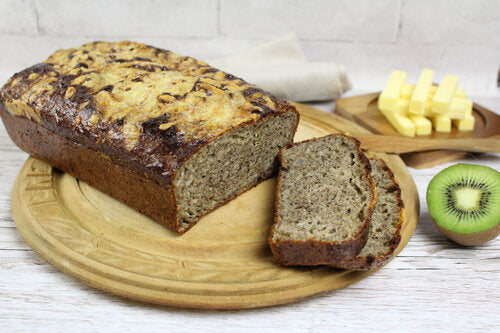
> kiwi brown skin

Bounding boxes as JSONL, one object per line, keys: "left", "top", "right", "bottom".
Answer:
{"left": 430, "top": 217, "right": 500, "bottom": 246}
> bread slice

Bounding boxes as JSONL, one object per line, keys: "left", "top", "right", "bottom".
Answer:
{"left": 268, "top": 134, "right": 377, "bottom": 266}
{"left": 335, "top": 159, "right": 404, "bottom": 270}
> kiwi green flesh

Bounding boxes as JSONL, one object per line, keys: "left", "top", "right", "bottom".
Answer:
{"left": 427, "top": 164, "right": 500, "bottom": 234}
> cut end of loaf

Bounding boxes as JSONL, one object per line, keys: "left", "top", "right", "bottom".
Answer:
{"left": 269, "top": 134, "right": 377, "bottom": 266}
{"left": 174, "top": 111, "right": 299, "bottom": 233}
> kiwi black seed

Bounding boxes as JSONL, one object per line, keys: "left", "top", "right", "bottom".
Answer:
{"left": 426, "top": 164, "right": 500, "bottom": 246}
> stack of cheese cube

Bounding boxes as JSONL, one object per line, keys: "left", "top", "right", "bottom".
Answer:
{"left": 377, "top": 69, "right": 474, "bottom": 137}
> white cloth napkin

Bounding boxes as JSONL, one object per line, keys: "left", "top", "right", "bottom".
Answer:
{"left": 210, "top": 34, "right": 351, "bottom": 102}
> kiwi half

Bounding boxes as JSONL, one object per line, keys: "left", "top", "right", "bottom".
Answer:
{"left": 426, "top": 164, "right": 500, "bottom": 246}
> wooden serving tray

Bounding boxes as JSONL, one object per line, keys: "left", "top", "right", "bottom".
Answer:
{"left": 335, "top": 93, "right": 500, "bottom": 169}
{"left": 11, "top": 103, "right": 419, "bottom": 309}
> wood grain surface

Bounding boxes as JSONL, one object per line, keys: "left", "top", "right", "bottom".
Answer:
{"left": 1, "top": 99, "right": 499, "bottom": 332}
{"left": 9, "top": 104, "right": 418, "bottom": 309}
{"left": 335, "top": 93, "right": 500, "bottom": 169}
{"left": 352, "top": 135, "right": 500, "bottom": 154}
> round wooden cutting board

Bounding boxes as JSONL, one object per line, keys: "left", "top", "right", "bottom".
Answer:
{"left": 11, "top": 104, "right": 419, "bottom": 309}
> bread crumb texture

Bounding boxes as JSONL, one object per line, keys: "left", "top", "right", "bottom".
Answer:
{"left": 355, "top": 159, "right": 403, "bottom": 264}
{"left": 273, "top": 135, "right": 373, "bottom": 242}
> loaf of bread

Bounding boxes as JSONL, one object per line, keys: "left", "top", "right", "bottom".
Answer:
{"left": 335, "top": 159, "right": 404, "bottom": 270}
{"left": 269, "top": 134, "right": 377, "bottom": 266}
{"left": 0, "top": 41, "right": 299, "bottom": 234}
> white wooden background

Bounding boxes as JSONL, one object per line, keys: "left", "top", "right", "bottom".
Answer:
{"left": 1, "top": 0, "right": 499, "bottom": 332}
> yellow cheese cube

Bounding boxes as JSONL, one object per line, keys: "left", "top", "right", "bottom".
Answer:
{"left": 380, "top": 108, "right": 415, "bottom": 137}
{"left": 431, "top": 114, "right": 451, "bottom": 132}
{"left": 409, "top": 114, "right": 432, "bottom": 136}
{"left": 409, "top": 69, "right": 434, "bottom": 115}
{"left": 394, "top": 98, "right": 410, "bottom": 113}
{"left": 432, "top": 75, "right": 459, "bottom": 114}
{"left": 378, "top": 70, "right": 406, "bottom": 111}
{"left": 379, "top": 70, "right": 471, "bottom": 136}
{"left": 453, "top": 114, "right": 475, "bottom": 131}
{"left": 448, "top": 97, "right": 467, "bottom": 119}
{"left": 427, "top": 86, "right": 437, "bottom": 101}
{"left": 465, "top": 98, "right": 473, "bottom": 117}
{"left": 401, "top": 84, "right": 415, "bottom": 98}
{"left": 423, "top": 100, "right": 433, "bottom": 117}
{"left": 455, "top": 88, "right": 467, "bottom": 98}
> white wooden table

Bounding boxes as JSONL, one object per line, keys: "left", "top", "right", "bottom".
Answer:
{"left": 0, "top": 97, "right": 498, "bottom": 332}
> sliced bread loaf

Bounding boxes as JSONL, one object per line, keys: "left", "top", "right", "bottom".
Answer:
{"left": 268, "top": 134, "right": 377, "bottom": 266}
{"left": 335, "top": 158, "right": 404, "bottom": 270}
{"left": 0, "top": 41, "right": 299, "bottom": 234}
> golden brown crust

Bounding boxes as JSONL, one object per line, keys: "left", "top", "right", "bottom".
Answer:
{"left": 1, "top": 98, "right": 287, "bottom": 235}
{"left": 0, "top": 41, "right": 299, "bottom": 234}
{"left": 0, "top": 41, "right": 297, "bottom": 186}
{"left": 268, "top": 134, "right": 377, "bottom": 267}
{"left": 0, "top": 108, "right": 179, "bottom": 231}
{"left": 335, "top": 158, "right": 404, "bottom": 270}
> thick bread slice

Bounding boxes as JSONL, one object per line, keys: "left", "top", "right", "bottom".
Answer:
{"left": 269, "top": 134, "right": 377, "bottom": 266}
{"left": 335, "top": 159, "right": 404, "bottom": 270}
